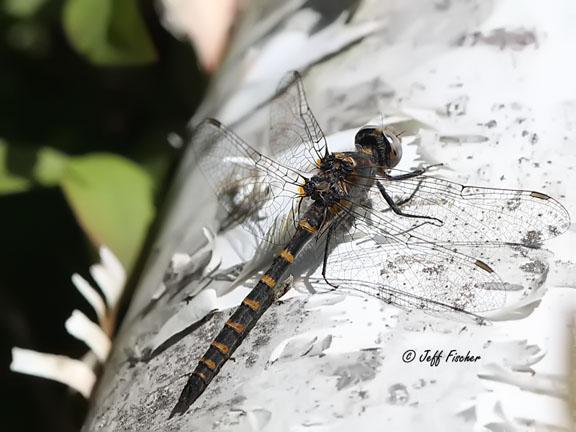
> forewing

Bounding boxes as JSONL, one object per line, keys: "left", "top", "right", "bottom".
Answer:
{"left": 192, "top": 118, "right": 307, "bottom": 245}
{"left": 268, "top": 71, "right": 328, "bottom": 174}
{"left": 347, "top": 173, "right": 570, "bottom": 248}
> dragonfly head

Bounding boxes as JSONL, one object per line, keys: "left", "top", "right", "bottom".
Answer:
{"left": 354, "top": 126, "right": 403, "bottom": 169}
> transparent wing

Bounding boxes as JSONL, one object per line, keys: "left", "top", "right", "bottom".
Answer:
{"left": 309, "top": 169, "right": 569, "bottom": 317}
{"left": 268, "top": 71, "right": 328, "bottom": 174}
{"left": 192, "top": 118, "right": 308, "bottom": 245}
{"left": 316, "top": 235, "right": 506, "bottom": 318}
{"left": 345, "top": 171, "right": 570, "bottom": 248}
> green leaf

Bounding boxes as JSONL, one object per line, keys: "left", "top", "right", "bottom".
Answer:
{"left": 62, "top": 0, "right": 157, "bottom": 66}
{"left": 3, "top": 0, "right": 49, "bottom": 18}
{"left": 35, "top": 146, "right": 70, "bottom": 185}
{"left": 0, "top": 140, "right": 69, "bottom": 194}
{"left": 61, "top": 153, "right": 155, "bottom": 270}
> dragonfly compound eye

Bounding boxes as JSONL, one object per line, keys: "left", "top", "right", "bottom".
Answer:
{"left": 354, "top": 126, "right": 403, "bottom": 169}
{"left": 381, "top": 128, "right": 403, "bottom": 168}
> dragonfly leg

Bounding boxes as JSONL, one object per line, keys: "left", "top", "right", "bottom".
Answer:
{"left": 321, "top": 223, "right": 339, "bottom": 289}
{"left": 394, "top": 179, "right": 423, "bottom": 207}
{"left": 384, "top": 163, "right": 443, "bottom": 181}
{"left": 377, "top": 181, "right": 442, "bottom": 224}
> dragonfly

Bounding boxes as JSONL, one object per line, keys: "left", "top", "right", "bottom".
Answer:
{"left": 169, "top": 71, "right": 570, "bottom": 417}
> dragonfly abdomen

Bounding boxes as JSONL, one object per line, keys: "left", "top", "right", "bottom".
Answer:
{"left": 169, "top": 204, "right": 325, "bottom": 418}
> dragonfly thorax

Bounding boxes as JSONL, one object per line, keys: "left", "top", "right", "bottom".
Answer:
{"left": 303, "top": 155, "right": 353, "bottom": 206}
{"left": 354, "top": 126, "right": 403, "bottom": 169}
{"left": 318, "top": 152, "right": 356, "bottom": 174}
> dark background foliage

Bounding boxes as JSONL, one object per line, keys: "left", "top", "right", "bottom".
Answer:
{"left": 0, "top": 0, "right": 206, "bottom": 429}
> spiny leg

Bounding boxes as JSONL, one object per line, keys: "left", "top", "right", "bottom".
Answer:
{"left": 321, "top": 222, "right": 339, "bottom": 290}
{"left": 377, "top": 181, "right": 442, "bottom": 224}
{"left": 393, "top": 179, "right": 423, "bottom": 207}
{"left": 379, "top": 181, "right": 438, "bottom": 238}
{"left": 318, "top": 207, "right": 330, "bottom": 231}
{"left": 381, "top": 180, "right": 428, "bottom": 235}
{"left": 383, "top": 163, "right": 443, "bottom": 181}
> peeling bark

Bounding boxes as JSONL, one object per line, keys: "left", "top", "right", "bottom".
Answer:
{"left": 83, "top": 1, "right": 575, "bottom": 430}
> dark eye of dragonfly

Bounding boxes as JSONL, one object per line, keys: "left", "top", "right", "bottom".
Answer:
{"left": 354, "top": 126, "right": 403, "bottom": 169}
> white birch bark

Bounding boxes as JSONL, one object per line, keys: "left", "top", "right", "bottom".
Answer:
{"left": 82, "top": 1, "right": 576, "bottom": 430}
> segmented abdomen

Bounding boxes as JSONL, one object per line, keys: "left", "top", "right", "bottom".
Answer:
{"left": 169, "top": 204, "right": 323, "bottom": 418}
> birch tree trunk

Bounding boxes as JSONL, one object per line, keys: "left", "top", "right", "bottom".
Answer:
{"left": 82, "top": 0, "right": 575, "bottom": 430}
